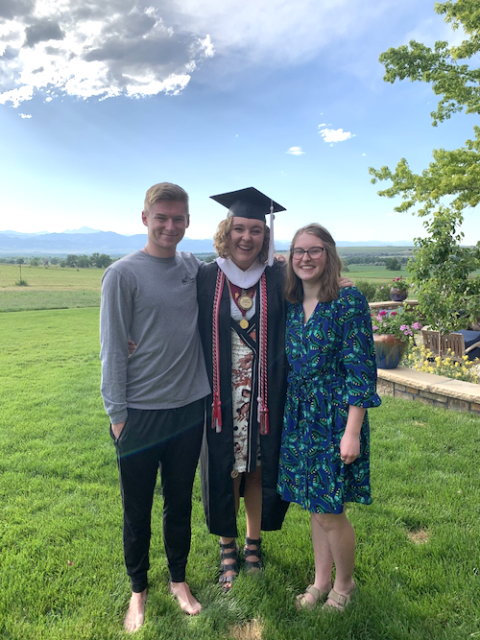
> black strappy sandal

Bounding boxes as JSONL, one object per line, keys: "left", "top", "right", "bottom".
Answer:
{"left": 243, "top": 536, "right": 262, "bottom": 574}
{"left": 218, "top": 539, "right": 239, "bottom": 592}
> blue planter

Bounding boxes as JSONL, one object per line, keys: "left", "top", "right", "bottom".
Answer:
{"left": 374, "top": 335, "right": 407, "bottom": 369}
{"left": 390, "top": 287, "right": 408, "bottom": 302}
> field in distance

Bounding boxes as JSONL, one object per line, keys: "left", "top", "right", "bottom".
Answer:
{"left": 0, "top": 264, "right": 103, "bottom": 312}
{"left": 0, "top": 258, "right": 409, "bottom": 312}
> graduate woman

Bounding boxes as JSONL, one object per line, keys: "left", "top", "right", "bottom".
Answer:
{"left": 197, "top": 188, "right": 290, "bottom": 590}
{"left": 277, "top": 223, "right": 381, "bottom": 611}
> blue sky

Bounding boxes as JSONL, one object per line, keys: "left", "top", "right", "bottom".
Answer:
{"left": 0, "top": 0, "right": 478, "bottom": 245}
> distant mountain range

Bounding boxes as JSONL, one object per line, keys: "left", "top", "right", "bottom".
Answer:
{"left": 0, "top": 228, "right": 414, "bottom": 257}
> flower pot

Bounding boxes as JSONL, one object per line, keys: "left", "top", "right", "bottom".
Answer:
{"left": 374, "top": 334, "right": 407, "bottom": 369}
{"left": 390, "top": 287, "right": 408, "bottom": 302}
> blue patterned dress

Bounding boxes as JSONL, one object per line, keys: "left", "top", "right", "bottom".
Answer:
{"left": 277, "top": 287, "right": 381, "bottom": 514}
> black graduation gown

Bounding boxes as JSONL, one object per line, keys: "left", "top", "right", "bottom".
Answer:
{"left": 197, "top": 261, "right": 289, "bottom": 538}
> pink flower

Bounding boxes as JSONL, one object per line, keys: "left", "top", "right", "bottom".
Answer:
{"left": 378, "top": 310, "right": 388, "bottom": 316}
{"left": 390, "top": 311, "right": 397, "bottom": 316}
{"left": 412, "top": 322, "right": 422, "bottom": 330}
{"left": 372, "top": 325, "right": 378, "bottom": 331}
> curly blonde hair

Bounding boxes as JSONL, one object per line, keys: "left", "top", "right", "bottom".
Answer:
{"left": 213, "top": 218, "right": 270, "bottom": 264}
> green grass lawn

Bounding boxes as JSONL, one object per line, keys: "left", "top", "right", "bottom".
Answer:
{"left": 1, "top": 308, "right": 479, "bottom": 639}
{"left": 0, "top": 264, "right": 102, "bottom": 311}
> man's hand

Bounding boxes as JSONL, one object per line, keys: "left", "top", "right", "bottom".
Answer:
{"left": 111, "top": 421, "right": 126, "bottom": 440}
{"left": 128, "top": 339, "right": 137, "bottom": 356}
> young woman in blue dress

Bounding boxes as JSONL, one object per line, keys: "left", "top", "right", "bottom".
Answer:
{"left": 277, "top": 223, "right": 381, "bottom": 611}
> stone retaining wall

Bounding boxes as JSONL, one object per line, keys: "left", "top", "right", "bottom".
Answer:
{"left": 377, "top": 367, "right": 480, "bottom": 414}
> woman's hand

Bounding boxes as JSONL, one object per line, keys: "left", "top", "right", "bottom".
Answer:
{"left": 339, "top": 431, "right": 360, "bottom": 464}
{"left": 340, "top": 406, "right": 365, "bottom": 464}
{"left": 128, "top": 339, "right": 137, "bottom": 356}
{"left": 338, "top": 276, "right": 354, "bottom": 288}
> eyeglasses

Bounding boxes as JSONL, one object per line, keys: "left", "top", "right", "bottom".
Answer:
{"left": 291, "top": 247, "right": 325, "bottom": 260}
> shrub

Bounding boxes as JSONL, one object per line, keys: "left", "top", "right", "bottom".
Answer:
{"left": 355, "top": 279, "right": 377, "bottom": 302}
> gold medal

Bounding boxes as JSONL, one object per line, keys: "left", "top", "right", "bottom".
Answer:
{"left": 239, "top": 318, "right": 249, "bottom": 329}
{"left": 238, "top": 293, "right": 253, "bottom": 311}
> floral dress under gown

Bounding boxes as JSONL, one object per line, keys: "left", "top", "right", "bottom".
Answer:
{"left": 277, "top": 287, "right": 381, "bottom": 514}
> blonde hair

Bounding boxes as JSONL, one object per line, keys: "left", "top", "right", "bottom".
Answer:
{"left": 284, "top": 223, "right": 342, "bottom": 303}
{"left": 144, "top": 182, "right": 189, "bottom": 215}
{"left": 213, "top": 217, "right": 270, "bottom": 264}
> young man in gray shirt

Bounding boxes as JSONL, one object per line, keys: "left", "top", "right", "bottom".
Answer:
{"left": 100, "top": 182, "right": 210, "bottom": 631}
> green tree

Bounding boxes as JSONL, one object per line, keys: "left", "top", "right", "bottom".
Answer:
{"left": 385, "top": 257, "right": 401, "bottom": 271}
{"left": 91, "top": 253, "right": 113, "bottom": 268}
{"left": 369, "top": 0, "right": 480, "bottom": 331}
{"left": 76, "top": 255, "right": 91, "bottom": 268}
{"left": 65, "top": 254, "right": 78, "bottom": 268}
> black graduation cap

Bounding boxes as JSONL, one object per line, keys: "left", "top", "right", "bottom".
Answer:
{"left": 210, "top": 187, "right": 286, "bottom": 222}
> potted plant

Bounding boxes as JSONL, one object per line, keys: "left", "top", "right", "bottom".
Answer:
{"left": 389, "top": 276, "right": 410, "bottom": 301}
{"left": 372, "top": 306, "right": 422, "bottom": 369}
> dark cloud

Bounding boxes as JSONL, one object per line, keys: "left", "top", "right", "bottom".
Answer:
{"left": 85, "top": 32, "right": 191, "bottom": 67}
{"left": 0, "top": 0, "right": 35, "bottom": 20}
{"left": 67, "top": 0, "right": 137, "bottom": 22}
{"left": 103, "top": 9, "right": 157, "bottom": 39}
{"left": 24, "top": 20, "right": 65, "bottom": 48}
{"left": 82, "top": 10, "right": 204, "bottom": 89}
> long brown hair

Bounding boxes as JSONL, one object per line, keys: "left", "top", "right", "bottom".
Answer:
{"left": 284, "top": 223, "right": 343, "bottom": 303}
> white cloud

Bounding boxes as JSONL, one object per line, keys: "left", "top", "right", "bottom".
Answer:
{"left": 0, "top": 1, "right": 214, "bottom": 106}
{"left": 319, "top": 126, "right": 355, "bottom": 144}
{"left": 287, "top": 146, "right": 305, "bottom": 156}
{"left": 19, "top": 112, "right": 32, "bottom": 118}
{"left": 0, "top": 0, "right": 434, "bottom": 107}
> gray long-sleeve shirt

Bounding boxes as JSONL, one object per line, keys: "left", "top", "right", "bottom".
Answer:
{"left": 100, "top": 250, "right": 210, "bottom": 424}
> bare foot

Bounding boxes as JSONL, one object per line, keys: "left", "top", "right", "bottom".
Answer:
{"left": 169, "top": 581, "right": 202, "bottom": 615}
{"left": 124, "top": 590, "right": 147, "bottom": 633}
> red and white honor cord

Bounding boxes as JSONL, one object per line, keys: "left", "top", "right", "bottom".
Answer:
{"left": 211, "top": 269, "right": 226, "bottom": 432}
{"left": 257, "top": 273, "right": 269, "bottom": 435}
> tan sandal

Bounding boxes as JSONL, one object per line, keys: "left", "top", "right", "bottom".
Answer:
{"left": 322, "top": 583, "right": 356, "bottom": 612}
{"left": 295, "top": 584, "right": 331, "bottom": 610}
